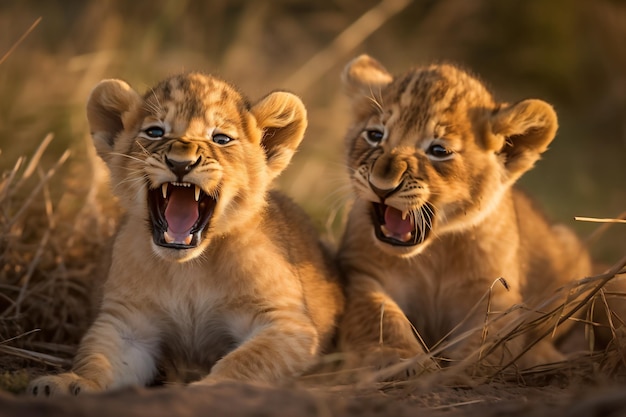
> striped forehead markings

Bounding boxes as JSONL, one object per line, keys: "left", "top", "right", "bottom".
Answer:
{"left": 388, "top": 68, "right": 472, "bottom": 137}
{"left": 400, "top": 72, "right": 419, "bottom": 107}
{"left": 137, "top": 73, "right": 255, "bottom": 140}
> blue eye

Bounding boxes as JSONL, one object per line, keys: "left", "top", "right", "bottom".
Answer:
{"left": 213, "top": 133, "right": 233, "bottom": 145}
{"left": 144, "top": 126, "right": 165, "bottom": 139}
{"left": 363, "top": 129, "right": 384, "bottom": 146}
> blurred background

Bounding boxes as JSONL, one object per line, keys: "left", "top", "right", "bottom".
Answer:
{"left": 1, "top": 0, "right": 624, "bottom": 264}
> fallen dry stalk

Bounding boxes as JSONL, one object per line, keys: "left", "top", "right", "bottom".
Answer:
{"left": 0, "top": 345, "right": 70, "bottom": 368}
{"left": 580, "top": 210, "right": 626, "bottom": 247}
{"left": 575, "top": 216, "right": 626, "bottom": 224}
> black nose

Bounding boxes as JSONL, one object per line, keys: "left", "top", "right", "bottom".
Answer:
{"left": 165, "top": 156, "right": 201, "bottom": 180}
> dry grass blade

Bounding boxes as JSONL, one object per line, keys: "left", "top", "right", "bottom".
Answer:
{"left": 3, "top": 149, "right": 70, "bottom": 233}
{"left": 575, "top": 216, "right": 626, "bottom": 224}
{"left": 0, "top": 345, "right": 70, "bottom": 367}
{"left": 598, "top": 288, "right": 625, "bottom": 368}
{"left": 286, "top": 0, "right": 413, "bottom": 91}
{"left": 0, "top": 329, "right": 41, "bottom": 345}
{"left": 429, "top": 399, "right": 486, "bottom": 410}
{"left": 2, "top": 230, "right": 50, "bottom": 318}
{"left": 0, "top": 157, "right": 25, "bottom": 205}
{"left": 489, "top": 254, "right": 626, "bottom": 378}
{"left": 430, "top": 277, "right": 510, "bottom": 354}
{"left": 0, "top": 17, "right": 42, "bottom": 66}
{"left": 580, "top": 211, "right": 626, "bottom": 247}
{"left": 19, "top": 132, "right": 54, "bottom": 183}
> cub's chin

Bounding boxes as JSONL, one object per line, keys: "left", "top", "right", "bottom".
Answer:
{"left": 369, "top": 202, "right": 434, "bottom": 258}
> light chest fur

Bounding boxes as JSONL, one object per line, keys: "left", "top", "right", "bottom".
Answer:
{"left": 102, "top": 210, "right": 309, "bottom": 380}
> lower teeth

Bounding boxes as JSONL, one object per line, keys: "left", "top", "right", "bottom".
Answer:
{"left": 380, "top": 225, "right": 412, "bottom": 242}
{"left": 163, "top": 231, "right": 193, "bottom": 245}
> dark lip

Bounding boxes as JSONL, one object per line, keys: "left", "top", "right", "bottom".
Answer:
{"left": 369, "top": 202, "right": 432, "bottom": 247}
{"left": 147, "top": 184, "right": 217, "bottom": 250}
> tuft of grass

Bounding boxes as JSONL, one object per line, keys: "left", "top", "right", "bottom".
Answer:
{"left": 0, "top": 134, "right": 119, "bottom": 366}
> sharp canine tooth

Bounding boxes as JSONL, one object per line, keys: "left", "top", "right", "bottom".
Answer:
{"left": 402, "top": 210, "right": 408, "bottom": 220}
{"left": 380, "top": 224, "right": 391, "bottom": 237}
{"left": 183, "top": 234, "right": 193, "bottom": 245}
{"left": 194, "top": 185, "right": 201, "bottom": 202}
{"left": 164, "top": 231, "right": 174, "bottom": 244}
{"left": 161, "top": 183, "right": 168, "bottom": 199}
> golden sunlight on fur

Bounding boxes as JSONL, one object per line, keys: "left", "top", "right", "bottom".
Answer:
{"left": 27, "top": 73, "right": 344, "bottom": 396}
{"left": 336, "top": 55, "right": 593, "bottom": 377}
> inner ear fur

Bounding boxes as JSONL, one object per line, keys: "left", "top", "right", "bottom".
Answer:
{"left": 342, "top": 55, "right": 393, "bottom": 115}
{"left": 87, "top": 79, "right": 142, "bottom": 162}
{"left": 490, "top": 99, "right": 558, "bottom": 180}
{"left": 251, "top": 91, "right": 307, "bottom": 180}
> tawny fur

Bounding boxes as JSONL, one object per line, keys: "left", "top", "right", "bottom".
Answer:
{"left": 28, "top": 73, "right": 344, "bottom": 396}
{"left": 336, "top": 55, "right": 592, "bottom": 375}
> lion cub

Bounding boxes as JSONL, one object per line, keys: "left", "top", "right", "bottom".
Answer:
{"left": 337, "top": 55, "right": 591, "bottom": 374}
{"left": 29, "top": 73, "right": 344, "bottom": 396}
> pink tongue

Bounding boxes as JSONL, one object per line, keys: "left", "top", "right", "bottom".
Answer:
{"left": 164, "top": 187, "right": 199, "bottom": 234}
{"left": 384, "top": 206, "right": 413, "bottom": 236}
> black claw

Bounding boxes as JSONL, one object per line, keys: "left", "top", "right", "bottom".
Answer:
{"left": 44, "top": 385, "right": 50, "bottom": 397}
{"left": 73, "top": 386, "right": 81, "bottom": 395}
{"left": 32, "top": 386, "right": 38, "bottom": 396}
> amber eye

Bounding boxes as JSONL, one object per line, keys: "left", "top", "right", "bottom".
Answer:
{"left": 363, "top": 129, "right": 384, "bottom": 147}
{"left": 212, "top": 133, "right": 234, "bottom": 145}
{"left": 143, "top": 126, "right": 165, "bottom": 139}
{"left": 427, "top": 144, "right": 454, "bottom": 160}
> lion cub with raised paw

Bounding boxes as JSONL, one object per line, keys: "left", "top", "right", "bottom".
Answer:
{"left": 337, "top": 55, "right": 591, "bottom": 376}
{"left": 28, "top": 73, "right": 344, "bottom": 396}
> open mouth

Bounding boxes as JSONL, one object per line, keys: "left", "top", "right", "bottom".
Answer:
{"left": 370, "top": 202, "right": 432, "bottom": 246}
{"left": 148, "top": 182, "right": 216, "bottom": 249}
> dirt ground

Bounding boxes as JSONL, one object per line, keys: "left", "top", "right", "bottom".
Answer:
{"left": 3, "top": 378, "right": 626, "bottom": 417}
{"left": 2, "top": 352, "right": 626, "bottom": 417}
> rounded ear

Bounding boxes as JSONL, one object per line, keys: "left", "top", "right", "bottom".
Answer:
{"left": 87, "top": 79, "right": 142, "bottom": 162}
{"left": 251, "top": 91, "right": 307, "bottom": 180}
{"left": 490, "top": 99, "right": 558, "bottom": 181}
{"left": 342, "top": 54, "right": 393, "bottom": 100}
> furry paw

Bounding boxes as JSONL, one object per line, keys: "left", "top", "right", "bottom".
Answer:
{"left": 28, "top": 373, "right": 102, "bottom": 397}
{"left": 353, "top": 347, "right": 438, "bottom": 381}
{"left": 520, "top": 340, "right": 566, "bottom": 369}
{"left": 188, "top": 376, "right": 221, "bottom": 388}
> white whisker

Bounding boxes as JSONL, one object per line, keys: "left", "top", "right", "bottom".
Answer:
{"left": 366, "top": 85, "right": 386, "bottom": 117}
{"left": 144, "top": 87, "right": 165, "bottom": 116}
{"left": 113, "top": 174, "right": 149, "bottom": 193}
{"left": 107, "top": 152, "right": 145, "bottom": 163}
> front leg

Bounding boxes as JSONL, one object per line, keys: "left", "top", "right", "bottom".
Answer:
{"left": 28, "top": 303, "right": 161, "bottom": 396}
{"left": 338, "top": 274, "right": 435, "bottom": 378}
{"left": 192, "top": 311, "right": 319, "bottom": 386}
